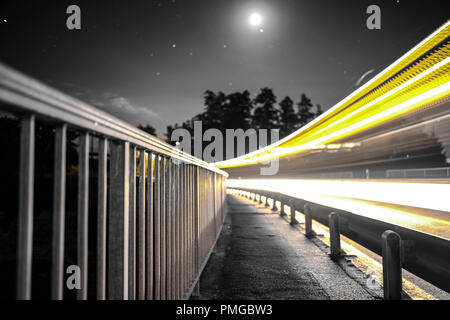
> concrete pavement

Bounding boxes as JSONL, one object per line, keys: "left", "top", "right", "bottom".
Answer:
{"left": 193, "top": 195, "right": 380, "bottom": 300}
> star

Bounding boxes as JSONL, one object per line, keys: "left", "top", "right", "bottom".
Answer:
{"left": 189, "top": 52, "right": 194, "bottom": 56}
{"left": 259, "top": 28, "right": 264, "bottom": 33}
{"left": 156, "top": 72, "right": 161, "bottom": 76}
{"left": 3, "top": 19, "right": 7, "bottom": 23}
{"left": 172, "top": 44, "right": 177, "bottom": 48}
{"left": 223, "top": 44, "right": 227, "bottom": 49}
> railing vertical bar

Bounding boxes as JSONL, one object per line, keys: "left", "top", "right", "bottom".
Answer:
{"left": 16, "top": 115, "right": 35, "bottom": 300}
{"left": 108, "top": 141, "right": 130, "bottom": 300}
{"left": 154, "top": 154, "right": 161, "bottom": 300}
{"left": 180, "top": 163, "right": 185, "bottom": 297}
{"left": 184, "top": 164, "right": 188, "bottom": 293}
{"left": 186, "top": 165, "right": 191, "bottom": 288}
{"left": 77, "top": 132, "right": 90, "bottom": 300}
{"left": 170, "top": 160, "right": 175, "bottom": 299}
{"left": 172, "top": 161, "right": 178, "bottom": 299}
{"left": 193, "top": 166, "right": 200, "bottom": 296}
{"left": 213, "top": 173, "right": 217, "bottom": 238}
{"left": 166, "top": 158, "right": 173, "bottom": 300}
{"left": 166, "top": 159, "right": 172, "bottom": 299}
{"left": 51, "top": 124, "right": 67, "bottom": 300}
{"left": 174, "top": 161, "right": 178, "bottom": 299}
{"left": 129, "top": 146, "right": 137, "bottom": 300}
{"left": 160, "top": 157, "right": 166, "bottom": 300}
{"left": 146, "top": 152, "right": 154, "bottom": 300}
{"left": 137, "top": 149, "right": 146, "bottom": 300}
{"left": 97, "top": 137, "right": 108, "bottom": 300}
{"left": 189, "top": 165, "right": 193, "bottom": 286}
{"left": 177, "top": 163, "right": 181, "bottom": 299}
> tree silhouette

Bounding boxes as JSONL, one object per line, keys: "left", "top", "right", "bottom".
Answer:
{"left": 297, "top": 93, "right": 314, "bottom": 127}
{"left": 203, "top": 90, "right": 227, "bottom": 130}
{"left": 252, "top": 87, "right": 279, "bottom": 130}
{"left": 279, "top": 96, "right": 296, "bottom": 138}
{"left": 165, "top": 88, "right": 322, "bottom": 157}
{"left": 315, "top": 104, "right": 323, "bottom": 117}
{"left": 223, "top": 90, "right": 253, "bottom": 130}
{"left": 137, "top": 123, "right": 157, "bottom": 137}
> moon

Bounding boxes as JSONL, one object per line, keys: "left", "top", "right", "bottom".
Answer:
{"left": 249, "top": 13, "right": 262, "bottom": 26}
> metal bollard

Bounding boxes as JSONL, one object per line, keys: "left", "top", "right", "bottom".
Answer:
{"left": 280, "top": 198, "right": 287, "bottom": 216}
{"left": 329, "top": 212, "right": 341, "bottom": 259}
{"left": 382, "top": 230, "right": 402, "bottom": 300}
{"left": 290, "top": 199, "right": 298, "bottom": 225}
{"left": 304, "top": 203, "right": 313, "bottom": 238}
{"left": 271, "top": 194, "right": 278, "bottom": 211}
{"left": 264, "top": 194, "right": 269, "bottom": 207}
{"left": 258, "top": 194, "right": 263, "bottom": 204}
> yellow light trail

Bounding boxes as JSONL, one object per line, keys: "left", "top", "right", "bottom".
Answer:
{"left": 214, "top": 21, "right": 450, "bottom": 169}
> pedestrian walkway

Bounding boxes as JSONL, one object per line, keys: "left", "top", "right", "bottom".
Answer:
{"left": 194, "top": 195, "right": 377, "bottom": 300}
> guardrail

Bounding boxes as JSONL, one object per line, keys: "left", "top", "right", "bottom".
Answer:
{"left": 387, "top": 167, "right": 450, "bottom": 178}
{"left": 0, "top": 62, "right": 228, "bottom": 300}
{"left": 229, "top": 187, "right": 450, "bottom": 299}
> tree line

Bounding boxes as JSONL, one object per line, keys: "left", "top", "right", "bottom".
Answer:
{"left": 154, "top": 88, "right": 322, "bottom": 154}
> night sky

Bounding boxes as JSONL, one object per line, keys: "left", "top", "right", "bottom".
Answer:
{"left": 0, "top": 0, "right": 448, "bottom": 137}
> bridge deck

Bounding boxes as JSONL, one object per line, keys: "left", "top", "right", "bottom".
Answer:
{"left": 194, "top": 195, "right": 378, "bottom": 300}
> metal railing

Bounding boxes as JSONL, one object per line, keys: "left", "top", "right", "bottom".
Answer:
{"left": 0, "top": 62, "right": 228, "bottom": 300}
{"left": 386, "top": 167, "right": 450, "bottom": 178}
{"left": 229, "top": 188, "right": 450, "bottom": 299}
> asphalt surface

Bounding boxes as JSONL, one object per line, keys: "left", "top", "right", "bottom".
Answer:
{"left": 193, "top": 195, "right": 379, "bottom": 300}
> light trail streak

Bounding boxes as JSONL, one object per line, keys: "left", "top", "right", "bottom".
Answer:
{"left": 217, "top": 81, "right": 450, "bottom": 168}
{"left": 214, "top": 22, "right": 450, "bottom": 169}
{"left": 226, "top": 179, "right": 450, "bottom": 213}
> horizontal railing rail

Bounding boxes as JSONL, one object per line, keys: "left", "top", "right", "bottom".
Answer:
{"left": 0, "top": 62, "right": 223, "bottom": 174}
{"left": 0, "top": 62, "right": 228, "bottom": 300}
{"left": 229, "top": 187, "right": 450, "bottom": 298}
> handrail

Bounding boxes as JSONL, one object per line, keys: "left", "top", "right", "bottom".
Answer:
{"left": 0, "top": 62, "right": 227, "bottom": 176}
{"left": 230, "top": 187, "right": 450, "bottom": 296}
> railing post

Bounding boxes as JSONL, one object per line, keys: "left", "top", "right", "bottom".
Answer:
{"left": 16, "top": 115, "right": 35, "bottom": 300}
{"left": 137, "top": 148, "right": 146, "bottom": 300}
{"left": 304, "top": 204, "right": 313, "bottom": 238}
{"left": 280, "top": 197, "right": 287, "bottom": 217}
{"left": 77, "top": 132, "right": 90, "bottom": 300}
{"left": 154, "top": 154, "right": 161, "bottom": 300}
{"left": 166, "top": 159, "right": 172, "bottom": 299}
{"left": 382, "top": 230, "right": 402, "bottom": 300}
{"left": 192, "top": 166, "right": 200, "bottom": 297}
{"left": 51, "top": 124, "right": 67, "bottom": 300}
{"left": 97, "top": 138, "right": 108, "bottom": 300}
{"left": 290, "top": 199, "right": 298, "bottom": 225}
{"left": 146, "top": 152, "right": 154, "bottom": 300}
{"left": 258, "top": 193, "right": 263, "bottom": 204}
{"left": 271, "top": 193, "right": 278, "bottom": 211}
{"left": 128, "top": 146, "right": 137, "bottom": 300}
{"left": 160, "top": 157, "right": 167, "bottom": 299}
{"left": 329, "top": 212, "right": 341, "bottom": 259}
{"left": 108, "top": 140, "right": 130, "bottom": 300}
{"left": 264, "top": 193, "right": 269, "bottom": 207}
